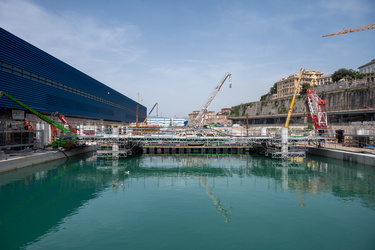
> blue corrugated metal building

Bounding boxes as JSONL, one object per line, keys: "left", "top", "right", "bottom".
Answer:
{"left": 0, "top": 27, "right": 146, "bottom": 122}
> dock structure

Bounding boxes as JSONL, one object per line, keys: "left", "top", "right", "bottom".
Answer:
{"left": 86, "top": 127, "right": 328, "bottom": 159}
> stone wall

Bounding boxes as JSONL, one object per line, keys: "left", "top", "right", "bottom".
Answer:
{"left": 231, "top": 83, "right": 375, "bottom": 117}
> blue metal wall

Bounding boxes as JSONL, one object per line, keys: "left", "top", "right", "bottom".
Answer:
{"left": 0, "top": 27, "right": 146, "bottom": 122}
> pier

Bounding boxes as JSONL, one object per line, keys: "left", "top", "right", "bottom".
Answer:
{"left": 88, "top": 127, "right": 327, "bottom": 159}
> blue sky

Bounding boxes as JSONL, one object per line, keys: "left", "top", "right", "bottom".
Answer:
{"left": 1, "top": 0, "right": 374, "bottom": 117}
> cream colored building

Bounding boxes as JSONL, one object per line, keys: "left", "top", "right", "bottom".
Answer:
{"left": 276, "top": 69, "right": 323, "bottom": 98}
{"left": 188, "top": 109, "right": 231, "bottom": 126}
{"left": 358, "top": 59, "right": 375, "bottom": 74}
{"left": 316, "top": 74, "right": 332, "bottom": 85}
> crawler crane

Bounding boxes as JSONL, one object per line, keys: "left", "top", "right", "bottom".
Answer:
{"left": 191, "top": 72, "right": 232, "bottom": 128}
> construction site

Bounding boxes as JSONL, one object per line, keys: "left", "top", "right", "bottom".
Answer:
{"left": 2, "top": 63, "right": 374, "bottom": 169}
{"left": 1, "top": 24, "right": 375, "bottom": 170}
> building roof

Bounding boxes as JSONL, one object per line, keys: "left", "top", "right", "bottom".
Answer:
{"left": 358, "top": 59, "right": 375, "bottom": 69}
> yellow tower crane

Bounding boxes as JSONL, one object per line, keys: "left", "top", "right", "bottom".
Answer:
{"left": 322, "top": 23, "right": 375, "bottom": 37}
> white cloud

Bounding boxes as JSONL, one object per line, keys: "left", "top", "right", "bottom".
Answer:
{"left": 1, "top": 0, "right": 374, "bottom": 117}
{"left": 0, "top": 0, "right": 146, "bottom": 85}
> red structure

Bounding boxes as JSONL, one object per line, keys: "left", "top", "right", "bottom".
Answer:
{"left": 54, "top": 112, "right": 77, "bottom": 134}
{"left": 306, "top": 89, "right": 329, "bottom": 131}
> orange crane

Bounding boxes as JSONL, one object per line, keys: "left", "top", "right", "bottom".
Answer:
{"left": 322, "top": 23, "right": 375, "bottom": 37}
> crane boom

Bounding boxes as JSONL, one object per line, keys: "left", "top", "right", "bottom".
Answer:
{"left": 0, "top": 91, "right": 74, "bottom": 134}
{"left": 322, "top": 23, "right": 375, "bottom": 37}
{"left": 143, "top": 102, "right": 158, "bottom": 124}
{"left": 54, "top": 112, "right": 78, "bottom": 134}
{"left": 192, "top": 72, "right": 232, "bottom": 128}
{"left": 283, "top": 68, "right": 305, "bottom": 129}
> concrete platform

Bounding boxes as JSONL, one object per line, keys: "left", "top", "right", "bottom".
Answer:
{"left": 307, "top": 144, "right": 375, "bottom": 166}
{"left": 0, "top": 146, "right": 96, "bottom": 173}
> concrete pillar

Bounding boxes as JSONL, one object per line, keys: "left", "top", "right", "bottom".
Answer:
{"left": 79, "top": 125, "right": 84, "bottom": 135}
{"left": 112, "top": 126, "right": 119, "bottom": 136}
{"left": 35, "top": 122, "right": 42, "bottom": 148}
{"left": 281, "top": 128, "right": 288, "bottom": 158}
{"left": 261, "top": 128, "right": 267, "bottom": 136}
{"left": 112, "top": 143, "right": 119, "bottom": 158}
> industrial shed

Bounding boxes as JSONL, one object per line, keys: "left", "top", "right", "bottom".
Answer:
{"left": 0, "top": 27, "right": 146, "bottom": 122}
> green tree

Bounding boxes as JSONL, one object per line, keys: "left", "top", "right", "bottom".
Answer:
{"left": 299, "top": 82, "right": 310, "bottom": 95}
{"left": 260, "top": 93, "right": 269, "bottom": 101}
{"left": 332, "top": 68, "right": 357, "bottom": 83}
{"left": 269, "top": 82, "right": 278, "bottom": 95}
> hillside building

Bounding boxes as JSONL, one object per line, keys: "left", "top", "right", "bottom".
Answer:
{"left": 188, "top": 109, "right": 231, "bottom": 126}
{"left": 316, "top": 74, "right": 333, "bottom": 85}
{"left": 276, "top": 69, "right": 323, "bottom": 98}
{"left": 358, "top": 59, "right": 375, "bottom": 74}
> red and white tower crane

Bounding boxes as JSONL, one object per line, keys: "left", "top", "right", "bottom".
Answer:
{"left": 306, "top": 89, "right": 329, "bottom": 131}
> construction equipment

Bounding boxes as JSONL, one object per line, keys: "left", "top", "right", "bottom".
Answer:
{"left": 322, "top": 23, "right": 375, "bottom": 37}
{"left": 191, "top": 72, "right": 232, "bottom": 128}
{"left": 283, "top": 68, "right": 305, "bottom": 129}
{"left": 143, "top": 103, "right": 158, "bottom": 124}
{"left": 54, "top": 112, "right": 78, "bottom": 134}
{"left": 306, "top": 88, "right": 329, "bottom": 132}
{"left": 0, "top": 91, "right": 74, "bottom": 135}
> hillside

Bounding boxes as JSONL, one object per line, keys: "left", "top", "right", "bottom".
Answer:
{"left": 230, "top": 83, "right": 375, "bottom": 118}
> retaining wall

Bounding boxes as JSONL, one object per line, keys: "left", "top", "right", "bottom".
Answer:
{"left": 307, "top": 147, "right": 375, "bottom": 166}
{"left": 0, "top": 146, "right": 96, "bottom": 173}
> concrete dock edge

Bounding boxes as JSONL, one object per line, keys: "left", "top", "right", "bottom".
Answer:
{"left": 0, "top": 146, "right": 96, "bottom": 173}
{"left": 307, "top": 146, "right": 375, "bottom": 166}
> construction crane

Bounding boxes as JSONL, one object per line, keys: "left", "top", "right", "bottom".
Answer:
{"left": 53, "top": 112, "right": 78, "bottom": 134}
{"left": 191, "top": 72, "right": 232, "bottom": 128}
{"left": 322, "top": 23, "right": 375, "bottom": 37}
{"left": 306, "top": 88, "right": 329, "bottom": 132}
{"left": 143, "top": 103, "right": 158, "bottom": 124}
{"left": 283, "top": 68, "right": 305, "bottom": 129}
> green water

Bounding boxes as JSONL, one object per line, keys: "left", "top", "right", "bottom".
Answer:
{"left": 0, "top": 153, "right": 374, "bottom": 250}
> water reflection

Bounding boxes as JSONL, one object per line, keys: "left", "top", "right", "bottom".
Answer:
{"left": 0, "top": 153, "right": 374, "bottom": 249}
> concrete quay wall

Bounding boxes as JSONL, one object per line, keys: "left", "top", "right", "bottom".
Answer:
{"left": 307, "top": 147, "right": 375, "bottom": 166}
{"left": 0, "top": 146, "right": 96, "bottom": 173}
